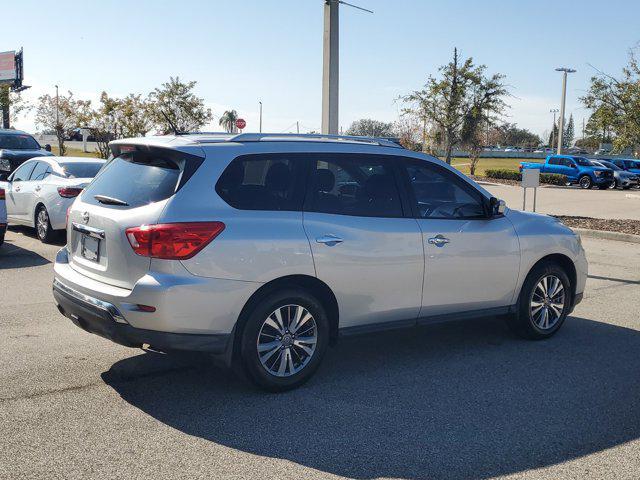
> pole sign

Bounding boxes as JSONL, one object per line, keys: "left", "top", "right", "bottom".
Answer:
{"left": 0, "top": 51, "right": 16, "bottom": 84}
{"left": 235, "top": 118, "right": 246, "bottom": 130}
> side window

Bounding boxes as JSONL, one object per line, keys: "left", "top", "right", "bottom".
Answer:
{"left": 29, "top": 162, "right": 51, "bottom": 181}
{"left": 215, "top": 154, "right": 305, "bottom": 211}
{"left": 404, "top": 161, "right": 486, "bottom": 219}
{"left": 548, "top": 157, "right": 559, "bottom": 165}
{"left": 10, "top": 162, "right": 36, "bottom": 182}
{"left": 306, "top": 154, "right": 403, "bottom": 218}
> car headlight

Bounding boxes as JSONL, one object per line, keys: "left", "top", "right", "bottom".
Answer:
{"left": 594, "top": 171, "right": 602, "bottom": 177}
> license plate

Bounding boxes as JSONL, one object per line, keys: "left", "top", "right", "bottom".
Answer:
{"left": 81, "top": 234, "right": 100, "bottom": 262}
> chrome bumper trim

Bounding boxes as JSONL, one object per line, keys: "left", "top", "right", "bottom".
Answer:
{"left": 52, "top": 278, "right": 127, "bottom": 324}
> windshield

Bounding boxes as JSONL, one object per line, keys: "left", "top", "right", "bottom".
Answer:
{"left": 573, "top": 157, "right": 592, "bottom": 167}
{"left": 0, "top": 133, "right": 41, "bottom": 150}
{"left": 60, "top": 162, "right": 104, "bottom": 179}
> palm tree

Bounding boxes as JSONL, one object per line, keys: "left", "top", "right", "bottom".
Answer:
{"left": 219, "top": 109, "right": 239, "bottom": 133}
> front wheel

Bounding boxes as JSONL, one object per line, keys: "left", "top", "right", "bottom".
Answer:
{"left": 578, "top": 175, "right": 593, "bottom": 189}
{"left": 240, "top": 289, "right": 329, "bottom": 391}
{"left": 36, "top": 206, "right": 55, "bottom": 243}
{"left": 507, "top": 262, "right": 572, "bottom": 340}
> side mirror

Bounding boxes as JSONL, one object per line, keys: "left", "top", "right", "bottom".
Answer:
{"left": 570, "top": 163, "right": 577, "bottom": 169}
{"left": 44, "top": 144, "right": 52, "bottom": 152}
{"left": 489, "top": 197, "right": 506, "bottom": 217}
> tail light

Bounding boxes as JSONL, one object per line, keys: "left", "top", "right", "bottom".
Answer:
{"left": 0, "top": 188, "right": 5, "bottom": 200}
{"left": 58, "top": 187, "right": 83, "bottom": 198}
{"left": 125, "top": 222, "right": 225, "bottom": 260}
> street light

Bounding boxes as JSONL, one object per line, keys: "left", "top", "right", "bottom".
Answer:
{"left": 555, "top": 67, "right": 576, "bottom": 154}
{"left": 258, "top": 101, "right": 263, "bottom": 133}
{"left": 550, "top": 108, "right": 559, "bottom": 150}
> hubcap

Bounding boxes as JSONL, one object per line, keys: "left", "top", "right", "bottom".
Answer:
{"left": 580, "top": 177, "right": 590, "bottom": 188}
{"left": 37, "top": 209, "right": 48, "bottom": 238}
{"left": 530, "top": 275, "right": 565, "bottom": 330}
{"left": 257, "top": 304, "right": 318, "bottom": 378}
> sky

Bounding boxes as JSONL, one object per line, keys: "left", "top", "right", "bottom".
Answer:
{"left": 4, "top": 0, "right": 640, "bottom": 140}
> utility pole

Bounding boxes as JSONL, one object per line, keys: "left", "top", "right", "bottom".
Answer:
{"left": 555, "top": 67, "right": 576, "bottom": 155}
{"left": 321, "top": 0, "right": 372, "bottom": 135}
{"left": 550, "top": 108, "right": 559, "bottom": 150}
{"left": 258, "top": 101, "right": 263, "bottom": 133}
{"left": 296, "top": 121, "right": 300, "bottom": 134}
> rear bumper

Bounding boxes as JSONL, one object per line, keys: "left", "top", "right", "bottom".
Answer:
{"left": 53, "top": 279, "right": 230, "bottom": 353}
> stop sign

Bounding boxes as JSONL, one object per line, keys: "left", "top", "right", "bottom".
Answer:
{"left": 236, "top": 118, "right": 246, "bottom": 130}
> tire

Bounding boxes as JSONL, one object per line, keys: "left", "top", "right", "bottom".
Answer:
{"left": 507, "top": 261, "right": 572, "bottom": 340}
{"left": 239, "top": 289, "right": 329, "bottom": 391}
{"left": 0, "top": 231, "right": 4, "bottom": 247}
{"left": 578, "top": 175, "right": 592, "bottom": 189}
{"left": 609, "top": 180, "right": 617, "bottom": 189}
{"left": 35, "top": 205, "right": 55, "bottom": 243}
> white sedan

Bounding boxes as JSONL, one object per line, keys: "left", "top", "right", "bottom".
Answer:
{"left": 0, "top": 157, "right": 105, "bottom": 242}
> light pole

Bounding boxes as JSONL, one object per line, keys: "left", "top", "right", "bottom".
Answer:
{"left": 258, "top": 101, "right": 263, "bottom": 133}
{"left": 321, "top": 0, "right": 372, "bottom": 135}
{"left": 550, "top": 108, "right": 559, "bottom": 150}
{"left": 555, "top": 67, "right": 576, "bottom": 154}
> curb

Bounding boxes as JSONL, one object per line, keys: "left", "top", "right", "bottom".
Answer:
{"left": 572, "top": 228, "right": 640, "bottom": 244}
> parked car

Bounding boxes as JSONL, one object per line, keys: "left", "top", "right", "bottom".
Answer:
{"left": 520, "top": 155, "right": 614, "bottom": 189}
{"left": 0, "top": 129, "right": 54, "bottom": 175}
{"left": 608, "top": 158, "right": 640, "bottom": 176}
{"left": 53, "top": 133, "right": 587, "bottom": 391}
{"left": 0, "top": 156, "right": 105, "bottom": 242}
{"left": 0, "top": 185, "right": 6, "bottom": 247}
{"left": 590, "top": 160, "right": 639, "bottom": 189}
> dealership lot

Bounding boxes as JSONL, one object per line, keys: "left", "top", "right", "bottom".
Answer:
{"left": 1, "top": 227, "right": 640, "bottom": 479}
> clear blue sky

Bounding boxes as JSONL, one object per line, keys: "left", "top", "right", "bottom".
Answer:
{"left": 7, "top": 0, "right": 640, "bottom": 139}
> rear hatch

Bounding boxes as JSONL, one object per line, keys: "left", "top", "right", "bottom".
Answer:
{"left": 66, "top": 146, "right": 203, "bottom": 290}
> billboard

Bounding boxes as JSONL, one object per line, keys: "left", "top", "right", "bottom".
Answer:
{"left": 0, "top": 51, "right": 17, "bottom": 84}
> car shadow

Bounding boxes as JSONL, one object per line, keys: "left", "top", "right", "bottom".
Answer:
{"left": 101, "top": 316, "right": 640, "bottom": 479}
{"left": 0, "top": 234, "right": 52, "bottom": 270}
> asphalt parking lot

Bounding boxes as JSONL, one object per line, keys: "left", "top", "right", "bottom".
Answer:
{"left": 1, "top": 226, "right": 640, "bottom": 480}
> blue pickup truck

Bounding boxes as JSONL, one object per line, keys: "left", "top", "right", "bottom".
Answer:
{"left": 520, "top": 155, "right": 614, "bottom": 189}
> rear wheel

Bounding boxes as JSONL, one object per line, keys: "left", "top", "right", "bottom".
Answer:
{"left": 578, "top": 175, "right": 592, "bottom": 189}
{"left": 507, "top": 262, "right": 572, "bottom": 340}
{"left": 240, "top": 289, "right": 329, "bottom": 391}
{"left": 35, "top": 206, "right": 55, "bottom": 243}
{"left": 609, "top": 179, "right": 618, "bottom": 189}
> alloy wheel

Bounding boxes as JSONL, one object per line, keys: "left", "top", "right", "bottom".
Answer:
{"left": 530, "top": 275, "right": 565, "bottom": 330}
{"left": 256, "top": 304, "right": 318, "bottom": 377}
{"left": 37, "top": 209, "right": 49, "bottom": 240}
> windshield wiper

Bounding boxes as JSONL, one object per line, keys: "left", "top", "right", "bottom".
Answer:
{"left": 94, "top": 194, "right": 129, "bottom": 206}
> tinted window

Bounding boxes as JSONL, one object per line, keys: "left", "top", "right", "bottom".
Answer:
{"left": 29, "top": 162, "right": 51, "bottom": 181}
{"left": 404, "top": 161, "right": 486, "bottom": 219}
{"left": 307, "top": 155, "right": 403, "bottom": 218}
{"left": 82, "top": 154, "right": 181, "bottom": 208}
{"left": 60, "top": 162, "right": 103, "bottom": 179}
{"left": 548, "top": 157, "right": 560, "bottom": 165}
{"left": 573, "top": 157, "right": 592, "bottom": 166}
{"left": 0, "top": 134, "right": 40, "bottom": 150}
{"left": 216, "top": 154, "right": 305, "bottom": 211}
{"left": 11, "top": 162, "right": 36, "bottom": 182}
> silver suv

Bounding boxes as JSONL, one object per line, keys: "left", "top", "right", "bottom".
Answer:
{"left": 53, "top": 133, "right": 588, "bottom": 391}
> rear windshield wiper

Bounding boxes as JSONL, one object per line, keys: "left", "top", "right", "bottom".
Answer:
{"left": 94, "top": 194, "right": 129, "bottom": 206}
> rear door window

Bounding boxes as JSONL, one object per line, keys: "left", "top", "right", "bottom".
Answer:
{"left": 306, "top": 154, "right": 404, "bottom": 218}
{"left": 81, "top": 151, "right": 198, "bottom": 209}
{"left": 10, "top": 162, "right": 36, "bottom": 182}
{"left": 216, "top": 154, "right": 307, "bottom": 211}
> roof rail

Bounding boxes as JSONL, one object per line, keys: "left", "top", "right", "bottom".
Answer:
{"left": 226, "top": 133, "right": 403, "bottom": 148}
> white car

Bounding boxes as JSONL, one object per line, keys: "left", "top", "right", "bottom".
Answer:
{"left": 0, "top": 157, "right": 105, "bottom": 242}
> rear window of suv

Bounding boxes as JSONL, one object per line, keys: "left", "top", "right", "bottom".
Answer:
{"left": 81, "top": 151, "right": 192, "bottom": 208}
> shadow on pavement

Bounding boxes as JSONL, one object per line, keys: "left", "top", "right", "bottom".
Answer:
{"left": 102, "top": 316, "right": 640, "bottom": 480}
{"left": 0, "top": 236, "right": 52, "bottom": 270}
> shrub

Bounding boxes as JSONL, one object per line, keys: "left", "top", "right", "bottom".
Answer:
{"left": 484, "top": 169, "right": 567, "bottom": 186}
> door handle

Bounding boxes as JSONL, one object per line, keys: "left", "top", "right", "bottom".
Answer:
{"left": 316, "top": 234, "right": 344, "bottom": 246}
{"left": 14, "top": 186, "right": 20, "bottom": 192}
{"left": 428, "top": 235, "right": 450, "bottom": 247}
{"left": 35, "top": 186, "right": 41, "bottom": 192}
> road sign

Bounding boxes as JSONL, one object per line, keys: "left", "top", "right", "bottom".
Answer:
{"left": 0, "top": 51, "right": 16, "bottom": 84}
{"left": 235, "top": 118, "right": 246, "bottom": 130}
{"left": 521, "top": 168, "right": 540, "bottom": 212}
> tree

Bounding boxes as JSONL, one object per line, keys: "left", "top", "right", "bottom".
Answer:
{"left": 403, "top": 48, "right": 504, "bottom": 164}
{"left": 490, "top": 123, "right": 541, "bottom": 148}
{"left": 0, "top": 86, "right": 31, "bottom": 128}
{"left": 219, "top": 110, "right": 239, "bottom": 133}
{"left": 35, "top": 91, "right": 80, "bottom": 156}
{"left": 147, "top": 77, "right": 212, "bottom": 133}
{"left": 346, "top": 118, "right": 394, "bottom": 137}
{"left": 459, "top": 70, "right": 509, "bottom": 175}
{"left": 581, "top": 47, "right": 640, "bottom": 153}
{"left": 564, "top": 114, "right": 575, "bottom": 147}
{"left": 113, "top": 93, "right": 154, "bottom": 138}
{"left": 585, "top": 105, "right": 614, "bottom": 144}
{"left": 547, "top": 122, "right": 559, "bottom": 149}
